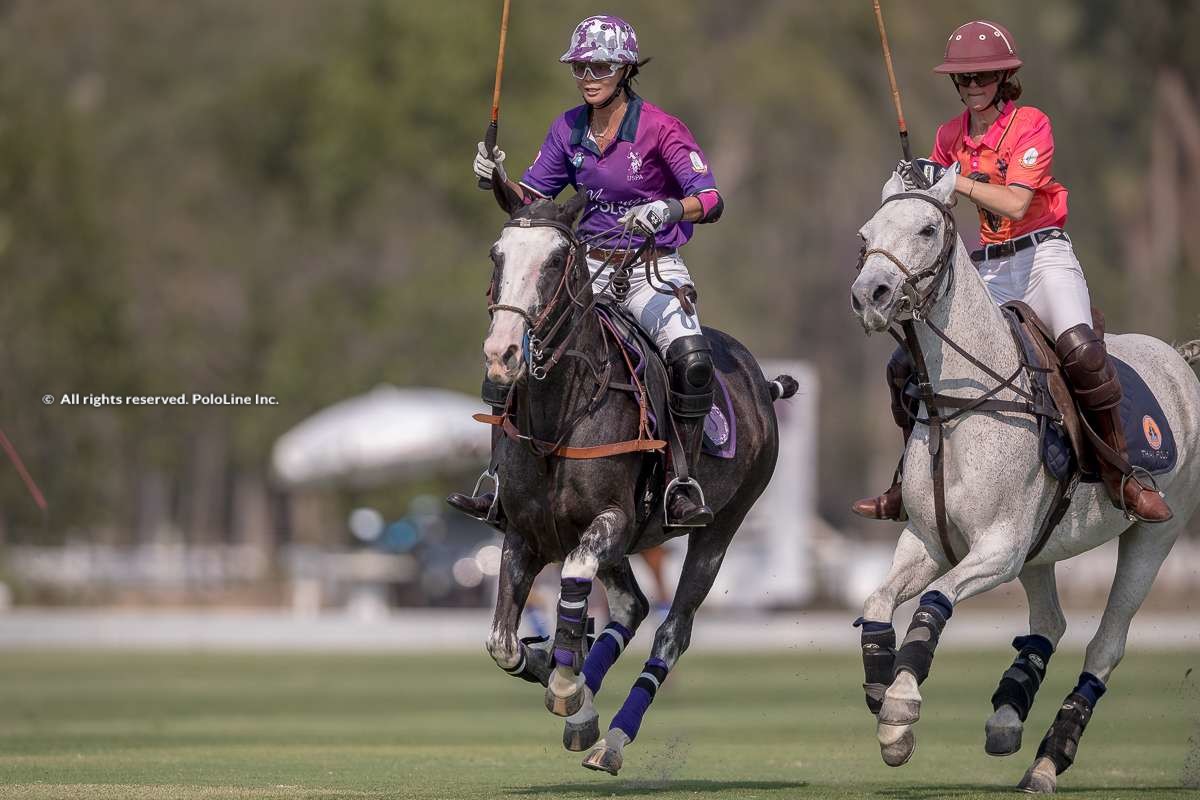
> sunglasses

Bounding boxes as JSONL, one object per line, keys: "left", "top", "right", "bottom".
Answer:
{"left": 953, "top": 70, "right": 1003, "bottom": 88}
{"left": 569, "top": 61, "right": 623, "bottom": 81}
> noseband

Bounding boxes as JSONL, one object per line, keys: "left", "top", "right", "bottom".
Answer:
{"left": 858, "top": 191, "right": 958, "bottom": 320}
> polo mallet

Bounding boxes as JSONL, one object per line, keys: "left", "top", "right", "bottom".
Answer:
{"left": 872, "top": 0, "right": 926, "bottom": 187}
{"left": 478, "top": 0, "right": 513, "bottom": 191}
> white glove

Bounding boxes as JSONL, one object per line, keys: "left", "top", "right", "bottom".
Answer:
{"left": 618, "top": 199, "right": 683, "bottom": 235}
{"left": 474, "top": 141, "right": 508, "bottom": 184}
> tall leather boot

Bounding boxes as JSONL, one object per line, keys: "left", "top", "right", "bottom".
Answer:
{"left": 665, "top": 335, "right": 715, "bottom": 527}
{"left": 852, "top": 346, "right": 915, "bottom": 521}
{"left": 445, "top": 380, "right": 509, "bottom": 530}
{"left": 1055, "top": 324, "right": 1172, "bottom": 522}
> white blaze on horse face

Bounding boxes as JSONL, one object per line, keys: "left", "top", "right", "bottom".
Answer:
{"left": 484, "top": 226, "right": 563, "bottom": 383}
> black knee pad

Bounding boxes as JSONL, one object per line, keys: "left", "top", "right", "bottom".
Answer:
{"left": 553, "top": 579, "right": 592, "bottom": 669}
{"left": 1036, "top": 692, "right": 1093, "bottom": 774}
{"left": 666, "top": 335, "right": 714, "bottom": 417}
{"left": 991, "top": 635, "right": 1053, "bottom": 721}
{"left": 893, "top": 594, "right": 951, "bottom": 684}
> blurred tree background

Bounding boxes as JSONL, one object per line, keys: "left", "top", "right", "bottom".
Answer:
{"left": 0, "top": 0, "right": 1197, "bottom": 550}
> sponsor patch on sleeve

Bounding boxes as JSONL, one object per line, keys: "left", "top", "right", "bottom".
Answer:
{"left": 689, "top": 151, "right": 708, "bottom": 174}
{"left": 1021, "top": 147, "right": 1039, "bottom": 167}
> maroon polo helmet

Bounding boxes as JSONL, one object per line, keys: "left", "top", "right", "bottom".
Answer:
{"left": 934, "top": 20, "right": 1023, "bottom": 74}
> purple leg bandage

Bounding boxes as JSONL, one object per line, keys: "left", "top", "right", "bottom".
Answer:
{"left": 610, "top": 657, "right": 669, "bottom": 742}
{"left": 583, "top": 621, "right": 633, "bottom": 695}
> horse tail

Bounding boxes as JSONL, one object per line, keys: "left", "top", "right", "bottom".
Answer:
{"left": 1177, "top": 339, "right": 1200, "bottom": 365}
{"left": 769, "top": 374, "right": 799, "bottom": 401}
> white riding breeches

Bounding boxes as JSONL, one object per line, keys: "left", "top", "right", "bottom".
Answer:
{"left": 589, "top": 252, "right": 702, "bottom": 354}
{"left": 974, "top": 230, "right": 1093, "bottom": 339}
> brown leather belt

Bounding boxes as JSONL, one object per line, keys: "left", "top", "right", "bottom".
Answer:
{"left": 588, "top": 246, "right": 676, "bottom": 262}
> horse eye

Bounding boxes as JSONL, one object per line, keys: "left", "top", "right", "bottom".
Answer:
{"left": 920, "top": 224, "right": 937, "bottom": 237}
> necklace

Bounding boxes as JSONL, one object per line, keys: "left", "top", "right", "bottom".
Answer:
{"left": 590, "top": 105, "right": 625, "bottom": 149}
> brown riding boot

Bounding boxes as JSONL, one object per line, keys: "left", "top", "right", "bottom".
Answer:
{"left": 1056, "top": 324, "right": 1172, "bottom": 523}
{"left": 851, "top": 347, "right": 915, "bottom": 521}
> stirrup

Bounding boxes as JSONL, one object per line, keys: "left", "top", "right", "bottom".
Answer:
{"left": 663, "top": 476, "right": 709, "bottom": 528}
{"left": 471, "top": 468, "right": 502, "bottom": 524}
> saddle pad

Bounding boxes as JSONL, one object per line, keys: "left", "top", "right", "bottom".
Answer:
{"left": 1104, "top": 357, "right": 1177, "bottom": 479}
{"left": 702, "top": 372, "right": 737, "bottom": 459}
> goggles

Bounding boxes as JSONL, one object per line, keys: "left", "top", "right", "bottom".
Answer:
{"left": 952, "top": 70, "right": 1004, "bottom": 88}
{"left": 569, "top": 61, "right": 624, "bottom": 81}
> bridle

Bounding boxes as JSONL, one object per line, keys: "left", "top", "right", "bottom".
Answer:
{"left": 857, "top": 190, "right": 1064, "bottom": 566}
{"left": 488, "top": 215, "right": 657, "bottom": 381}
{"left": 857, "top": 190, "right": 958, "bottom": 321}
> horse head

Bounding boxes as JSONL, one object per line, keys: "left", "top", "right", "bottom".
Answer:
{"left": 851, "top": 167, "right": 959, "bottom": 333}
{"left": 484, "top": 181, "right": 587, "bottom": 384}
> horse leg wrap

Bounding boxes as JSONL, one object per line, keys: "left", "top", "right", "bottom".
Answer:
{"left": 553, "top": 578, "right": 592, "bottom": 672}
{"left": 892, "top": 591, "right": 952, "bottom": 684}
{"left": 1035, "top": 682, "right": 1101, "bottom": 775}
{"left": 991, "top": 634, "right": 1054, "bottom": 721}
{"left": 583, "top": 622, "right": 633, "bottom": 696}
{"left": 610, "top": 658, "right": 669, "bottom": 743}
{"left": 854, "top": 618, "right": 895, "bottom": 715}
{"left": 502, "top": 635, "right": 551, "bottom": 685}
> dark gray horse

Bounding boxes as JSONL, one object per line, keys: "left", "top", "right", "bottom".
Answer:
{"left": 477, "top": 188, "right": 796, "bottom": 775}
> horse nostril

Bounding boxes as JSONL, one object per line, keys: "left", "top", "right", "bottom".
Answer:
{"left": 502, "top": 344, "right": 520, "bottom": 368}
{"left": 851, "top": 293, "right": 864, "bottom": 313}
{"left": 872, "top": 284, "right": 891, "bottom": 303}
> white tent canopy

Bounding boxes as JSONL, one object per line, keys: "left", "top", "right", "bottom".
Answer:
{"left": 271, "top": 385, "right": 491, "bottom": 489}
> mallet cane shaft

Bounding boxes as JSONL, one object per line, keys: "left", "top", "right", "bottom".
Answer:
{"left": 872, "top": 0, "right": 915, "bottom": 163}
{"left": 478, "top": 0, "right": 513, "bottom": 190}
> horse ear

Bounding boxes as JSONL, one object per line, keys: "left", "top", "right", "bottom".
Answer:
{"left": 559, "top": 189, "right": 587, "bottom": 225}
{"left": 492, "top": 170, "right": 524, "bottom": 216}
{"left": 929, "top": 163, "right": 958, "bottom": 205}
{"left": 881, "top": 171, "right": 906, "bottom": 203}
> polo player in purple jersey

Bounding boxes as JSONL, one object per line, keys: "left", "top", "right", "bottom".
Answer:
{"left": 449, "top": 14, "right": 725, "bottom": 528}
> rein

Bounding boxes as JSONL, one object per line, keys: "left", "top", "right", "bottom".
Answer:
{"left": 480, "top": 215, "right": 667, "bottom": 460}
{"left": 862, "top": 191, "right": 1065, "bottom": 565}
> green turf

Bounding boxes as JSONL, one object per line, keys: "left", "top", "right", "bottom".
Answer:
{"left": 0, "top": 648, "right": 1197, "bottom": 799}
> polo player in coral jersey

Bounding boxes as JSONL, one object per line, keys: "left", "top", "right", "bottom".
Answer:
{"left": 450, "top": 15, "right": 725, "bottom": 528}
{"left": 852, "top": 19, "right": 1171, "bottom": 523}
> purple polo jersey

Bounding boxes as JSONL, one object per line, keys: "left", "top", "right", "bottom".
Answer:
{"left": 520, "top": 94, "right": 719, "bottom": 249}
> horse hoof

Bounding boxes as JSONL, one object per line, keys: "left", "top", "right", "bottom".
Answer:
{"left": 1018, "top": 757, "right": 1058, "bottom": 794}
{"left": 878, "top": 696, "right": 921, "bottom": 726}
{"left": 877, "top": 723, "right": 916, "bottom": 767}
{"left": 563, "top": 712, "right": 600, "bottom": 751}
{"left": 545, "top": 672, "right": 585, "bottom": 717}
{"left": 581, "top": 740, "right": 622, "bottom": 775}
{"left": 985, "top": 706, "right": 1023, "bottom": 756}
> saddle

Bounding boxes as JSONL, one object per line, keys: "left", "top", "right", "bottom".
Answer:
{"left": 1002, "top": 301, "right": 1178, "bottom": 485}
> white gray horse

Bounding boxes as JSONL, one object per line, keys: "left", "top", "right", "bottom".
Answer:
{"left": 849, "top": 167, "right": 1200, "bottom": 793}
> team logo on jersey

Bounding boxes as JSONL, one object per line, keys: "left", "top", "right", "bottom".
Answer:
{"left": 1143, "top": 415, "right": 1163, "bottom": 450}
{"left": 571, "top": 151, "right": 585, "bottom": 169}
{"left": 627, "top": 150, "right": 644, "bottom": 181}
{"left": 1021, "top": 147, "right": 1039, "bottom": 167}
{"left": 689, "top": 151, "right": 708, "bottom": 174}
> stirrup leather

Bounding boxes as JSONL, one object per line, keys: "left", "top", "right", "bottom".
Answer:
{"left": 663, "top": 476, "right": 708, "bottom": 527}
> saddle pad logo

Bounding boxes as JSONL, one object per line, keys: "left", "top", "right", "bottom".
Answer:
{"left": 704, "top": 404, "right": 730, "bottom": 446}
{"left": 1142, "top": 415, "right": 1163, "bottom": 450}
{"left": 689, "top": 151, "right": 708, "bottom": 174}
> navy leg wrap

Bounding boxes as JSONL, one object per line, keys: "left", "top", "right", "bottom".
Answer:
{"left": 582, "top": 622, "right": 633, "bottom": 696}
{"left": 610, "top": 658, "right": 669, "bottom": 742}
{"left": 991, "top": 634, "right": 1054, "bottom": 721}
{"left": 893, "top": 591, "right": 952, "bottom": 684}
{"left": 1035, "top": 676, "right": 1103, "bottom": 775}
{"left": 553, "top": 578, "right": 591, "bottom": 671}
{"left": 854, "top": 618, "right": 895, "bottom": 715}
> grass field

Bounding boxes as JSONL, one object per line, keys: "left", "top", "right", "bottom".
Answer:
{"left": 0, "top": 648, "right": 1197, "bottom": 799}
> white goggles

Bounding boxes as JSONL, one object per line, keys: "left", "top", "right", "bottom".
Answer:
{"left": 569, "top": 61, "right": 623, "bottom": 81}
